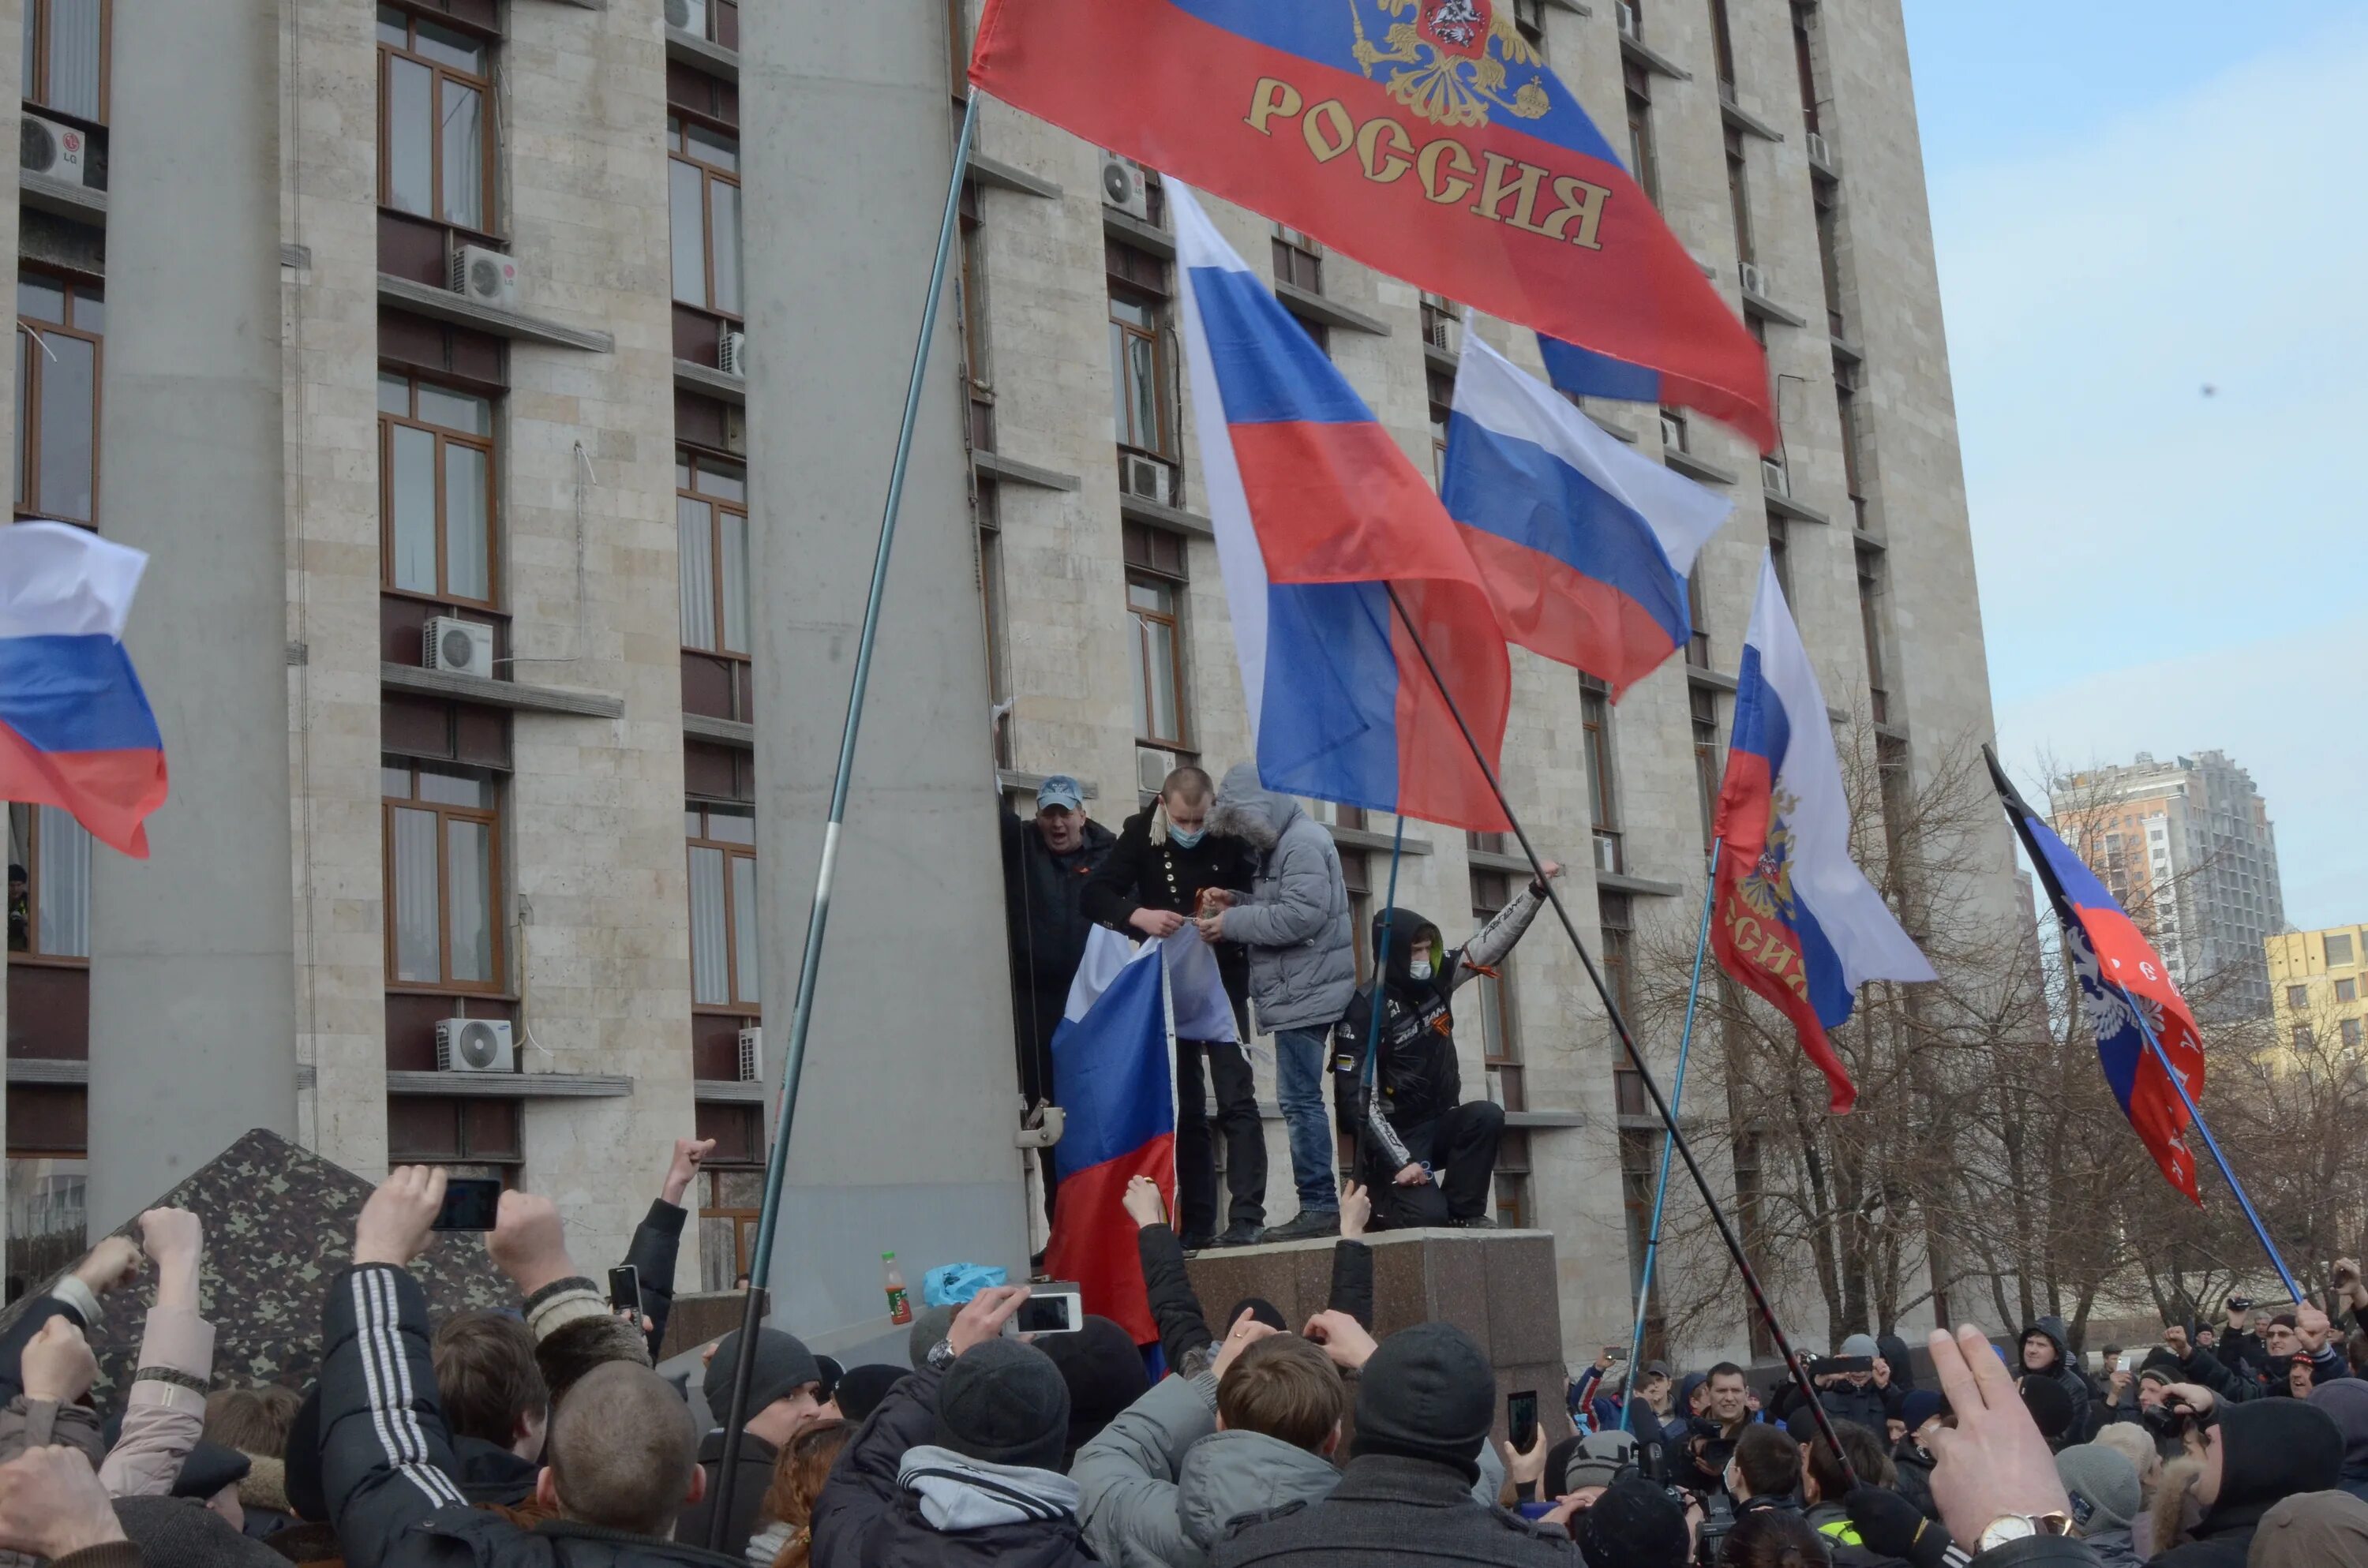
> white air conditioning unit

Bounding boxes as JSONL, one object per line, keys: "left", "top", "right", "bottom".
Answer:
{"left": 21, "top": 114, "right": 86, "bottom": 184}
{"left": 719, "top": 329, "right": 748, "bottom": 377}
{"left": 1761, "top": 457, "right": 1790, "bottom": 496}
{"left": 1616, "top": 2, "right": 1639, "bottom": 40}
{"left": 736, "top": 1027, "right": 763, "bottom": 1083}
{"left": 437, "top": 1018, "right": 515, "bottom": 1074}
{"left": 1806, "top": 131, "right": 1834, "bottom": 169}
{"left": 1659, "top": 413, "right": 1685, "bottom": 452}
{"left": 1593, "top": 833, "right": 1621, "bottom": 874}
{"left": 1737, "top": 260, "right": 1768, "bottom": 298}
{"left": 663, "top": 0, "right": 703, "bottom": 33}
{"left": 424, "top": 616, "right": 496, "bottom": 679}
{"left": 1100, "top": 153, "right": 1149, "bottom": 221}
{"left": 1119, "top": 453, "right": 1176, "bottom": 507}
{"left": 450, "top": 244, "right": 519, "bottom": 309}
{"left": 1137, "top": 747, "right": 1178, "bottom": 796}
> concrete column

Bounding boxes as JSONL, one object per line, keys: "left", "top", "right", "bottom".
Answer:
{"left": 742, "top": 2, "right": 1026, "bottom": 1338}
{"left": 88, "top": 0, "right": 294, "bottom": 1227}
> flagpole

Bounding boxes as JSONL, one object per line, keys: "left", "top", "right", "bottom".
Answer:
{"left": 1352, "top": 815, "right": 1410, "bottom": 1206}
{"left": 706, "top": 92, "right": 981, "bottom": 1549}
{"left": 1620, "top": 842, "right": 1719, "bottom": 1433}
{"left": 1380, "top": 584, "right": 1857, "bottom": 1484}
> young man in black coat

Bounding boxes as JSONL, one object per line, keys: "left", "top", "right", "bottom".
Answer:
{"left": 1083, "top": 765, "right": 1265, "bottom": 1247}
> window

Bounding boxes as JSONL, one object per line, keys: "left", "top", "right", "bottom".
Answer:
{"left": 6, "top": 1156, "right": 88, "bottom": 1306}
{"left": 2289, "top": 985, "right": 2310, "bottom": 1010}
{"left": 977, "top": 481, "right": 1013, "bottom": 767}
{"left": 1513, "top": 0, "right": 1546, "bottom": 54}
{"left": 1725, "top": 125, "right": 1754, "bottom": 264}
{"left": 1125, "top": 522, "right": 1190, "bottom": 751}
{"left": 1685, "top": 569, "right": 1710, "bottom": 668}
{"left": 1790, "top": 1, "right": 1820, "bottom": 132}
{"left": 1494, "top": 1128, "right": 1533, "bottom": 1229}
{"left": 2329, "top": 934, "right": 2356, "bottom": 966}
{"left": 1857, "top": 546, "right": 1887, "bottom": 726}
{"left": 1835, "top": 354, "right": 1868, "bottom": 529}
{"left": 1600, "top": 890, "right": 1635, "bottom": 1018}
{"left": 1624, "top": 63, "right": 1658, "bottom": 206}
{"left": 6, "top": 803, "right": 90, "bottom": 960}
{"left": 687, "top": 805, "right": 759, "bottom": 1011}
{"left": 2295, "top": 1025, "right": 2314, "bottom": 1050}
{"left": 377, "top": 5, "right": 493, "bottom": 234}
{"left": 1428, "top": 369, "right": 1455, "bottom": 487}
{"left": 1618, "top": 1128, "right": 1666, "bottom": 1353}
{"left": 1733, "top": 1128, "right": 1776, "bottom": 1357}
{"left": 699, "top": 1167, "right": 764, "bottom": 1292}
{"left": 1767, "top": 517, "right": 1791, "bottom": 603}
{"left": 1341, "top": 847, "right": 1373, "bottom": 983}
{"left": 669, "top": 0, "right": 739, "bottom": 47}
{"left": 383, "top": 762, "right": 501, "bottom": 992}
{"left": 676, "top": 451, "right": 749, "bottom": 657}
{"left": 2339, "top": 979, "right": 2358, "bottom": 1003}
{"left": 1472, "top": 871, "right": 1523, "bottom": 1110}
{"left": 1272, "top": 224, "right": 1323, "bottom": 294}
{"left": 380, "top": 372, "right": 494, "bottom": 606}
{"left": 1692, "top": 686, "right": 1722, "bottom": 851}
{"left": 1420, "top": 293, "right": 1459, "bottom": 354}
{"left": 1815, "top": 178, "right": 1847, "bottom": 340}
{"left": 22, "top": 0, "right": 105, "bottom": 123}
{"left": 15, "top": 272, "right": 102, "bottom": 526}
{"left": 669, "top": 114, "right": 744, "bottom": 318}
{"left": 2345, "top": 1019, "right": 2364, "bottom": 1050}
{"left": 1708, "top": 0, "right": 1737, "bottom": 101}
{"left": 388, "top": 1099, "right": 520, "bottom": 1167}
{"left": 1582, "top": 678, "right": 1621, "bottom": 874}
{"left": 1109, "top": 289, "right": 1175, "bottom": 461}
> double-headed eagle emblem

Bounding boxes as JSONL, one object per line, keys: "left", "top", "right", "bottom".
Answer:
{"left": 1734, "top": 790, "right": 1801, "bottom": 925}
{"left": 1349, "top": 0, "right": 1553, "bottom": 127}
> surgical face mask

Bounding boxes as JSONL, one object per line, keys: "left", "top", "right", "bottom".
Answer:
{"left": 1168, "top": 825, "right": 1205, "bottom": 848}
{"left": 1407, "top": 955, "right": 1434, "bottom": 982}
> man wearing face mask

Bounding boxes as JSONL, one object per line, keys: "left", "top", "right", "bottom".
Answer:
{"left": 1329, "top": 870, "right": 1559, "bottom": 1230}
{"left": 1083, "top": 765, "right": 1267, "bottom": 1247}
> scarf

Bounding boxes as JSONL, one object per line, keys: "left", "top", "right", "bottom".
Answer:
{"left": 896, "top": 1444, "right": 1081, "bottom": 1532}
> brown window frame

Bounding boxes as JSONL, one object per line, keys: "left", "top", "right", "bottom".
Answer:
{"left": 15, "top": 269, "right": 103, "bottom": 526}
{"left": 1108, "top": 284, "right": 1176, "bottom": 462}
{"left": 668, "top": 111, "right": 744, "bottom": 322}
{"left": 1272, "top": 224, "right": 1324, "bottom": 294}
{"left": 382, "top": 761, "right": 506, "bottom": 997}
{"left": 676, "top": 450, "right": 751, "bottom": 659}
{"left": 22, "top": 0, "right": 110, "bottom": 125}
{"left": 1791, "top": 1, "right": 1821, "bottom": 133}
{"left": 1725, "top": 125, "right": 1754, "bottom": 264}
{"left": 1581, "top": 677, "right": 1622, "bottom": 873}
{"left": 1857, "top": 545, "right": 1889, "bottom": 726}
{"left": 376, "top": 3, "right": 499, "bottom": 239}
{"left": 1472, "top": 871, "right": 1523, "bottom": 1110}
{"left": 6, "top": 802, "right": 91, "bottom": 966}
{"left": 380, "top": 370, "right": 498, "bottom": 610}
{"left": 2338, "top": 979, "right": 2359, "bottom": 1004}
{"left": 686, "top": 803, "right": 760, "bottom": 1014}
{"left": 1692, "top": 684, "right": 1722, "bottom": 852}
{"left": 1126, "top": 571, "right": 1191, "bottom": 751}
{"left": 1624, "top": 64, "right": 1658, "bottom": 207}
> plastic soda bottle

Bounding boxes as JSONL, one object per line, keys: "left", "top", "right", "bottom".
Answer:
{"left": 882, "top": 1252, "right": 912, "bottom": 1325}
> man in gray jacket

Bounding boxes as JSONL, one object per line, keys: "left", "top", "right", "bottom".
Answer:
{"left": 1201, "top": 764, "right": 1358, "bottom": 1240}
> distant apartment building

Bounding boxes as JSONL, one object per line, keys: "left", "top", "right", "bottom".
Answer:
{"left": 2268, "top": 924, "right": 2368, "bottom": 1059}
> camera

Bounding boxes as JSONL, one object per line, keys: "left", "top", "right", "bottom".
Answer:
{"left": 2143, "top": 1392, "right": 2216, "bottom": 1442}
{"left": 2227, "top": 1297, "right": 2254, "bottom": 1313}
{"left": 1694, "top": 1490, "right": 1737, "bottom": 1568}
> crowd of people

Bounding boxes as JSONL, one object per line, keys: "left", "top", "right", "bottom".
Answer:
{"left": 9, "top": 1140, "right": 2368, "bottom": 1568}
{"left": 1001, "top": 763, "right": 1559, "bottom": 1248}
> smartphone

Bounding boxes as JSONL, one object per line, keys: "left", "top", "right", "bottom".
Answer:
{"left": 1010, "top": 1283, "right": 1084, "bottom": 1336}
{"left": 609, "top": 1265, "right": 643, "bottom": 1324}
{"left": 1605, "top": 1344, "right": 1629, "bottom": 1361}
{"left": 1810, "top": 1356, "right": 1873, "bottom": 1378}
{"left": 2117, "top": 1351, "right": 2139, "bottom": 1375}
{"left": 1507, "top": 1390, "right": 1539, "bottom": 1454}
{"left": 431, "top": 1177, "right": 503, "bottom": 1232}
{"left": 2228, "top": 1297, "right": 2254, "bottom": 1313}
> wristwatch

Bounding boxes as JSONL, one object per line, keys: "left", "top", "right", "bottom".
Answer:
{"left": 926, "top": 1338, "right": 958, "bottom": 1372}
{"left": 1976, "top": 1514, "right": 2070, "bottom": 1551}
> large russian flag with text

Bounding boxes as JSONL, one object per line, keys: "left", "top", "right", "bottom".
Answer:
{"left": 1987, "top": 750, "right": 2204, "bottom": 1203}
{"left": 1173, "top": 183, "right": 1512, "bottom": 833}
{"left": 1046, "top": 935, "right": 1176, "bottom": 1345}
{"left": 1713, "top": 557, "right": 1933, "bottom": 1113}
{"left": 1444, "top": 335, "right": 1730, "bottom": 696}
{"left": 0, "top": 522, "right": 167, "bottom": 858}
{"left": 971, "top": 0, "right": 1774, "bottom": 451}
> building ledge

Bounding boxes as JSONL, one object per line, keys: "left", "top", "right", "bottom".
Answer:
{"left": 967, "top": 151, "right": 1060, "bottom": 200}
{"left": 1808, "top": 142, "right": 1841, "bottom": 180}
{"left": 664, "top": 26, "right": 736, "bottom": 80}
{"left": 675, "top": 358, "right": 745, "bottom": 406}
{"left": 1721, "top": 99, "right": 1785, "bottom": 144}
{"left": 1686, "top": 665, "right": 1740, "bottom": 695}
{"left": 1274, "top": 282, "right": 1391, "bottom": 338}
{"left": 1595, "top": 417, "right": 1639, "bottom": 443}
{"left": 382, "top": 662, "right": 625, "bottom": 719}
{"left": 1741, "top": 289, "right": 1809, "bottom": 330}
{"left": 1504, "top": 1109, "right": 1588, "bottom": 1128}
{"left": 388, "top": 1070, "right": 634, "bottom": 1099}
{"left": 684, "top": 713, "right": 755, "bottom": 750}
{"left": 695, "top": 1077, "right": 767, "bottom": 1103}
{"left": 1103, "top": 208, "right": 1176, "bottom": 261}
{"left": 1829, "top": 334, "right": 1864, "bottom": 364}
{"left": 973, "top": 450, "right": 1080, "bottom": 492}
{"left": 1119, "top": 493, "right": 1212, "bottom": 539}
{"left": 7, "top": 1058, "right": 87, "bottom": 1087}
{"left": 21, "top": 169, "right": 105, "bottom": 224}
{"left": 379, "top": 275, "right": 615, "bottom": 354}
{"left": 1763, "top": 488, "right": 1830, "bottom": 526}
{"left": 1423, "top": 342, "right": 1459, "bottom": 379}
{"left": 999, "top": 769, "right": 1102, "bottom": 801}
{"left": 538, "top": 0, "right": 603, "bottom": 7}
{"left": 1542, "top": 0, "right": 1591, "bottom": 13}
{"left": 1599, "top": 870, "right": 1684, "bottom": 898}
{"left": 1853, "top": 528, "right": 1886, "bottom": 553}
{"left": 1330, "top": 825, "right": 1433, "bottom": 856}
{"left": 1665, "top": 449, "right": 1737, "bottom": 486}
{"left": 1621, "top": 32, "right": 1691, "bottom": 80}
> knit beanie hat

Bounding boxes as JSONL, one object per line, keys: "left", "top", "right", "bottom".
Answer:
{"left": 1839, "top": 1334, "right": 1882, "bottom": 1362}
{"left": 2055, "top": 1443, "right": 2141, "bottom": 1534}
{"left": 170, "top": 1441, "right": 253, "bottom": 1503}
{"left": 2139, "top": 1348, "right": 2184, "bottom": 1384}
{"left": 1228, "top": 1297, "right": 1291, "bottom": 1332}
{"left": 934, "top": 1338, "right": 1071, "bottom": 1473}
{"left": 1574, "top": 1476, "right": 1692, "bottom": 1568}
{"left": 1036, "top": 1315, "right": 1151, "bottom": 1463}
{"left": 115, "top": 1498, "right": 286, "bottom": 1568}
{"left": 1349, "top": 1323, "right": 1495, "bottom": 1484}
{"left": 1898, "top": 1390, "right": 1946, "bottom": 1435}
{"left": 704, "top": 1327, "right": 823, "bottom": 1419}
{"left": 832, "top": 1364, "right": 908, "bottom": 1425}
{"left": 1555, "top": 1429, "right": 1638, "bottom": 1493}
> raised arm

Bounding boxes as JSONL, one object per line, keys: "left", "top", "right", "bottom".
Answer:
{"left": 626, "top": 1137, "right": 715, "bottom": 1359}
{"left": 98, "top": 1209, "right": 215, "bottom": 1498}
{"left": 1449, "top": 864, "right": 1561, "bottom": 993}
{"left": 1126, "top": 1176, "right": 1217, "bottom": 1376}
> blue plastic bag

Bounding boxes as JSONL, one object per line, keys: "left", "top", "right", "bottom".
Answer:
{"left": 924, "top": 1263, "right": 1008, "bottom": 1307}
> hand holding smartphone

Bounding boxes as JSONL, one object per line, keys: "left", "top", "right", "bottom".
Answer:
{"left": 431, "top": 1178, "right": 503, "bottom": 1232}
{"left": 1507, "top": 1390, "right": 1539, "bottom": 1454}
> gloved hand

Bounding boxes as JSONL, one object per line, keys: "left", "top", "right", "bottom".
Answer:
{"left": 1848, "top": 1485, "right": 1965, "bottom": 1568}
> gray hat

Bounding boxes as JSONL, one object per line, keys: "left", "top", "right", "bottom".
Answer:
{"left": 1351, "top": 1323, "right": 1496, "bottom": 1484}
{"left": 2055, "top": 1443, "right": 2141, "bottom": 1535}
{"left": 1839, "top": 1334, "right": 1882, "bottom": 1361}
{"left": 935, "top": 1338, "right": 1070, "bottom": 1472}
{"left": 1561, "top": 1429, "right": 1639, "bottom": 1491}
{"left": 704, "top": 1327, "right": 822, "bottom": 1418}
{"left": 1036, "top": 775, "right": 1085, "bottom": 812}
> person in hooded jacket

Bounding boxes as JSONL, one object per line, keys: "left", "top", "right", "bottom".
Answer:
{"left": 2018, "top": 1319, "right": 2100, "bottom": 1446}
{"left": 2310, "top": 1377, "right": 2368, "bottom": 1503}
{"left": 2144, "top": 1382, "right": 2343, "bottom": 1567}
{"left": 1328, "top": 868, "right": 1556, "bottom": 1230}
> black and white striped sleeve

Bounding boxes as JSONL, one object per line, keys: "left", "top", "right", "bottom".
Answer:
{"left": 317, "top": 1263, "right": 475, "bottom": 1568}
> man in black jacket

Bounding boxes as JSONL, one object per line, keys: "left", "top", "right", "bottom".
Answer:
{"left": 319, "top": 1167, "right": 741, "bottom": 1568}
{"left": 1331, "top": 870, "right": 1555, "bottom": 1231}
{"left": 677, "top": 1327, "right": 834, "bottom": 1557}
{"left": 1001, "top": 777, "right": 1117, "bottom": 1196}
{"left": 1083, "top": 764, "right": 1265, "bottom": 1247}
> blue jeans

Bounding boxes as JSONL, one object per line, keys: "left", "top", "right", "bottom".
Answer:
{"left": 1272, "top": 1026, "right": 1339, "bottom": 1213}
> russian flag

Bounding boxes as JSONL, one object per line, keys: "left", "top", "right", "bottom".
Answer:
{"left": 1172, "top": 182, "right": 1512, "bottom": 834}
{"left": 971, "top": 0, "right": 1774, "bottom": 450}
{"left": 0, "top": 522, "right": 168, "bottom": 859}
{"left": 1535, "top": 335, "right": 1775, "bottom": 452}
{"left": 1444, "top": 335, "right": 1730, "bottom": 697}
{"left": 1986, "top": 750, "right": 2203, "bottom": 1203}
{"left": 1712, "top": 556, "right": 1932, "bottom": 1113}
{"left": 1044, "top": 934, "right": 1177, "bottom": 1345}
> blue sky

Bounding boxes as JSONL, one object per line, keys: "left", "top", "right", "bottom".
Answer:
{"left": 1902, "top": 0, "right": 2368, "bottom": 930}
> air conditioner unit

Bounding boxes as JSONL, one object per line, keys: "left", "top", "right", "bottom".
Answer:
{"left": 1806, "top": 131, "right": 1834, "bottom": 169}
{"left": 1761, "top": 457, "right": 1790, "bottom": 496}
{"left": 1659, "top": 413, "right": 1685, "bottom": 452}
{"left": 1137, "top": 747, "right": 1176, "bottom": 796}
{"left": 1593, "top": 834, "right": 1621, "bottom": 874}
{"left": 21, "top": 114, "right": 86, "bottom": 184}
{"left": 437, "top": 1018, "right": 515, "bottom": 1075}
{"left": 424, "top": 616, "right": 496, "bottom": 679}
{"left": 450, "top": 244, "right": 519, "bottom": 309}
{"left": 1119, "top": 453, "right": 1176, "bottom": 507}
{"left": 663, "top": 0, "right": 701, "bottom": 32}
{"left": 1737, "top": 260, "right": 1768, "bottom": 298}
{"left": 1100, "top": 153, "right": 1149, "bottom": 220}
{"left": 719, "top": 329, "right": 748, "bottom": 377}
{"left": 1616, "top": 2, "right": 1639, "bottom": 40}
{"left": 736, "top": 1027, "right": 762, "bottom": 1083}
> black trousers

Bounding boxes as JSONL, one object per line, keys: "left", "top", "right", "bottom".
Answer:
{"left": 1175, "top": 1038, "right": 1268, "bottom": 1238}
{"left": 1363, "top": 1100, "right": 1504, "bottom": 1229}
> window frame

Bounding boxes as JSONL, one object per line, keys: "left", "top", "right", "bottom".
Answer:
{"left": 15, "top": 268, "right": 103, "bottom": 526}
{"left": 1581, "top": 677, "right": 1622, "bottom": 873}
{"left": 686, "top": 803, "right": 760, "bottom": 1014}
{"left": 376, "top": 2, "right": 499, "bottom": 238}
{"left": 381, "top": 761, "right": 506, "bottom": 997}
{"left": 1271, "top": 224, "right": 1324, "bottom": 294}
{"left": 668, "top": 110, "right": 744, "bottom": 321}
{"left": 1725, "top": 125, "right": 1755, "bottom": 264}
{"left": 21, "top": 0, "right": 110, "bottom": 125}
{"left": 1692, "top": 685, "right": 1722, "bottom": 852}
{"left": 1126, "top": 571, "right": 1191, "bottom": 750}
{"left": 676, "top": 450, "right": 751, "bottom": 659}
{"left": 378, "top": 369, "right": 498, "bottom": 609}
{"left": 6, "top": 802, "right": 91, "bottom": 966}
{"left": 1624, "top": 62, "right": 1658, "bottom": 207}
{"left": 1107, "top": 283, "right": 1176, "bottom": 463}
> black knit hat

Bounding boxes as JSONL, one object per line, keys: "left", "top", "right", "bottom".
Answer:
{"left": 2139, "top": 1347, "right": 2184, "bottom": 1383}
{"left": 1036, "top": 1315, "right": 1151, "bottom": 1463}
{"left": 1349, "top": 1322, "right": 1495, "bottom": 1484}
{"left": 832, "top": 1364, "right": 907, "bottom": 1424}
{"left": 170, "top": 1440, "right": 253, "bottom": 1502}
{"left": 934, "top": 1338, "right": 1071, "bottom": 1472}
{"left": 704, "top": 1327, "right": 823, "bottom": 1418}
{"left": 1575, "top": 1476, "right": 1692, "bottom": 1568}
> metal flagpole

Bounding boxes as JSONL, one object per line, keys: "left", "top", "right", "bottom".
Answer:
{"left": 1380, "top": 584, "right": 1858, "bottom": 1483}
{"left": 1620, "top": 843, "right": 1720, "bottom": 1433}
{"left": 707, "top": 92, "right": 981, "bottom": 1548}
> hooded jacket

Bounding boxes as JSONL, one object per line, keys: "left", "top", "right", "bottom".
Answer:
{"left": 2311, "top": 1378, "right": 2368, "bottom": 1503}
{"left": 1332, "top": 893, "right": 1542, "bottom": 1169}
{"left": 2019, "top": 1319, "right": 2099, "bottom": 1446}
{"left": 2148, "top": 1397, "right": 2344, "bottom": 1568}
{"left": 1207, "top": 765, "right": 1355, "bottom": 1032}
